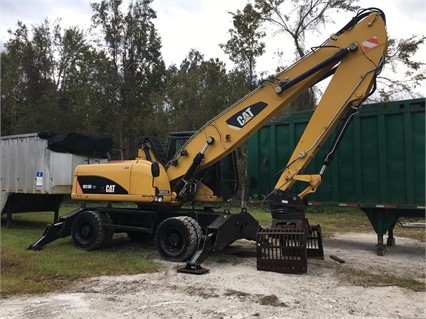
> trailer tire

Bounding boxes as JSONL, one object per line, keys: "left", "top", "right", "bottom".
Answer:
{"left": 155, "top": 216, "right": 201, "bottom": 262}
{"left": 71, "top": 211, "right": 106, "bottom": 251}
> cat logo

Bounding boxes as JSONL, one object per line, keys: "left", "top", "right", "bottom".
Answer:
{"left": 226, "top": 101, "right": 268, "bottom": 130}
{"left": 106, "top": 185, "right": 116, "bottom": 193}
{"left": 237, "top": 107, "right": 254, "bottom": 126}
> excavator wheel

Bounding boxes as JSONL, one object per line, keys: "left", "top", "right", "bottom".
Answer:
{"left": 71, "top": 210, "right": 107, "bottom": 251}
{"left": 155, "top": 216, "right": 202, "bottom": 262}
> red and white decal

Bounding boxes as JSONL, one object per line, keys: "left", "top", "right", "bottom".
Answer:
{"left": 339, "top": 203, "right": 358, "bottom": 207}
{"left": 375, "top": 204, "right": 397, "bottom": 209}
{"left": 362, "top": 37, "right": 379, "bottom": 51}
{"left": 77, "top": 182, "right": 83, "bottom": 194}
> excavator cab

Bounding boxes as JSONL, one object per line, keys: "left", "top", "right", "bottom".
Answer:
{"left": 166, "top": 131, "right": 239, "bottom": 201}
{"left": 138, "top": 132, "right": 239, "bottom": 202}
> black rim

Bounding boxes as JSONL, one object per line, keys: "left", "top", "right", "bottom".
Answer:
{"left": 161, "top": 228, "right": 184, "bottom": 257}
{"left": 76, "top": 220, "right": 94, "bottom": 244}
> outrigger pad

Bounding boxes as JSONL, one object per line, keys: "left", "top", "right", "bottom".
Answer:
{"left": 177, "top": 266, "right": 210, "bottom": 275}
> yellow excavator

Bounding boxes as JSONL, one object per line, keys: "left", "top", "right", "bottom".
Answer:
{"left": 30, "top": 8, "right": 388, "bottom": 274}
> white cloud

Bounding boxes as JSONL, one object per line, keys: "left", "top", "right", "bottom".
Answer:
{"left": 152, "top": 0, "right": 249, "bottom": 67}
{"left": 1, "top": 0, "right": 424, "bottom": 80}
{"left": 0, "top": 0, "right": 93, "bottom": 48}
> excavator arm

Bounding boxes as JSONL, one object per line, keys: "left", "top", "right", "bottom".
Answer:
{"left": 166, "top": 8, "right": 388, "bottom": 208}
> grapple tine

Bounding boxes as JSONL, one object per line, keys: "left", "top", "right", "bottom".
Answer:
{"left": 256, "top": 218, "right": 323, "bottom": 274}
{"left": 256, "top": 225, "right": 308, "bottom": 274}
{"left": 307, "top": 224, "right": 324, "bottom": 259}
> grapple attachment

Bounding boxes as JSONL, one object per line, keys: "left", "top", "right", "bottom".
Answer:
{"left": 256, "top": 219, "right": 323, "bottom": 274}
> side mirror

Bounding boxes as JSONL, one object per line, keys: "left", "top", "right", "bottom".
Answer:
{"left": 151, "top": 162, "right": 160, "bottom": 178}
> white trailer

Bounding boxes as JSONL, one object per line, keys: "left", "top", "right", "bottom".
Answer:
{"left": 1, "top": 132, "right": 111, "bottom": 226}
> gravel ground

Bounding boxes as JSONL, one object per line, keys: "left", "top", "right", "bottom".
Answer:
{"left": 1, "top": 232, "right": 425, "bottom": 319}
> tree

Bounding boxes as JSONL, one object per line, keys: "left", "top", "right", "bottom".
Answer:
{"left": 1, "top": 19, "right": 96, "bottom": 135}
{"left": 1, "top": 20, "right": 57, "bottom": 134}
{"left": 0, "top": 52, "right": 20, "bottom": 135}
{"left": 255, "top": 0, "right": 359, "bottom": 59}
{"left": 90, "top": 0, "right": 166, "bottom": 159}
{"left": 377, "top": 35, "right": 426, "bottom": 101}
{"left": 219, "top": 3, "right": 268, "bottom": 207}
{"left": 165, "top": 49, "right": 247, "bottom": 131}
{"left": 164, "top": 49, "right": 248, "bottom": 205}
{"left": 254, "top": 0, "right": 425, "bottom": 104}
{"left": 254, "top": 0, "right": 360, "bottom": 111}
{"left": 220, "top": 3, "right": 266, "bottom": 91}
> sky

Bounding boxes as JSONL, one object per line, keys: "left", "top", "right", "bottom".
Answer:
{"left": 1, "top": 0, "right": 425, "bottom": 78}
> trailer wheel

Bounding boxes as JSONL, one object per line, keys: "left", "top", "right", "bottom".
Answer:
{"left": 155, "top": 216, "right": 202, "bottom": 262}
{"left": 71, "top": 211, "right": 106, "bottom": 251}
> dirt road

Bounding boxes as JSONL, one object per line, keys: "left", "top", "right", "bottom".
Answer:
{"left": 1, "top": 233, "right": 425, "bottom": 319}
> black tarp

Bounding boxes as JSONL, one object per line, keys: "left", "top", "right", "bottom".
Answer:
{"left": 38, "top": 131, "right": 112, "bottom": 159}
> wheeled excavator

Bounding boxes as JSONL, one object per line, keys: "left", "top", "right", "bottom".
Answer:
{"left": 30, "top": 8, "right": 388, "bottom": 274}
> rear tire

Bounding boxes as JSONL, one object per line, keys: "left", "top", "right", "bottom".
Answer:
{"left": 155, "top": 216, "right": 202, "bottom": 262}
{"left": 71, "top": 211, "right": 106, "bottom": 251}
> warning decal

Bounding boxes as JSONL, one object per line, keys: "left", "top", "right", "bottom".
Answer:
{"left": 362, "top": 37, "right": 379, "bottom": 51}
{"left": 36, "top": 171, "right": 43, "bottom": 189}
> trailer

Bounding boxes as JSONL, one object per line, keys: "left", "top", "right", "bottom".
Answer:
{"left": 1, "top": 131, "right": 112, "bottom": 227}
{"left": 248, "top": 98, "right": 425, "bottom": 254}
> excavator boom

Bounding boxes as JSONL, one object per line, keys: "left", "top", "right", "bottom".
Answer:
{"left": 166, "top": 8, "right": 387, "bottom": 206}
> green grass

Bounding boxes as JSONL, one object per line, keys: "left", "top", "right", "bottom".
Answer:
{"left": 250, "top": 205, "right": 425, "bottom": 241}
{"left": 336, "top": 265, "right": 425, "bottom": 292}
{"left": 1, "top": 204, "right": 424, "bottom": 296}
{"left": 1, "top": 206, "right": 158, "bottom": 295}
{"left": 307, "top": 206, "right": 425, "bottom": 242}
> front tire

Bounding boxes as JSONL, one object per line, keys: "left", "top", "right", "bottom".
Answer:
{"left": 71, "top": 211, "right": 106, "bottom": 251}
{"left": 155, "top": 216, "right": 202, "bottom": 262}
